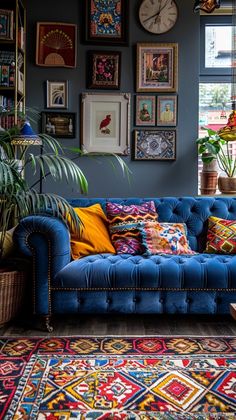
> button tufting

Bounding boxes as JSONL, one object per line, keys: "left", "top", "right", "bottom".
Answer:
{"left": 106, "top": 298, "right": 111, "bottom": 304}
{"left": 160, "top": 298, "right": 164, "bottom": 304}
{"left": 186, "top": 298, "right": 191, "bottom": 304}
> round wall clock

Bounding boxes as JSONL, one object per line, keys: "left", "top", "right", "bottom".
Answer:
{"left": 139, "top": 0, "right": 178, "bottom": 34}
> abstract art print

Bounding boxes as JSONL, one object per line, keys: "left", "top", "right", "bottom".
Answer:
{"left": 81, "top": 93, "right": 130, "bottom": 155}
{"left": 135, "top": 95, "right": 156, "bottom": 126}
{"left": 134, "top": 129, "right": 176, "bottom": 160}
{"left": 137, "top": 43, "right": 178, "bottom": 92}
{"left": 88, "top": 51, "right": 121, "bottom": 89}
{"left": 85, "top": 0, "right": 128, "bottom": 45}
{"left": 36, "top": 22, "right": 77, "bottom": 68}
{"left": 157, "top": 95, "right": 177, "bottom": 126}
{"left": 46, "top": 80, "right": 68, "bottom": 109}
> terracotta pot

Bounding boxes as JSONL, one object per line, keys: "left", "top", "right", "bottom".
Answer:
{"left": 200, "top": 171, "right": 218, "bottom": 195}
{"left": 218, "top": 176, "right": 236, "bottom": 194}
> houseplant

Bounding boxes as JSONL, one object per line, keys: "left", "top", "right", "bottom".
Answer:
{"left": 197, "top": 127, "right": 236, "bottom": 194}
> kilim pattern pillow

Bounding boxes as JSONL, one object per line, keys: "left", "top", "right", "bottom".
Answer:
{"left": 205, "top": 216, "right": 236, "bottom": 254}
{"left": 139, "top": 221, "right": 196, "bottom": 256}
{"left": 106, "top": 201, "right": 158, "bottom": 254}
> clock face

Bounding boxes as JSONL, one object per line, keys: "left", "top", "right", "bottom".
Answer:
{"left": 139, "top": 0, "right": 178, "bottom": 34}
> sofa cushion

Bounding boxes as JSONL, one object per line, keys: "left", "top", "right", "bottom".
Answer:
{"left": 70, "top": 204, "right": 115, "bottom": 259}
{"left": 106, "top": 201, "right": 158, "bottom": 254}
{"left": 53, "top": 253, "right": 236, "bottom": 290}
{"left": 205, "top": 216, "right": 236, "bottom": 254}
{"left": 139, "top": 221, "right": 196, "bottom": 255}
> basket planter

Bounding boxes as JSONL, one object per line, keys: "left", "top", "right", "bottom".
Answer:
{"left": 0, "top": 269, "right": 26, "bottom": 327}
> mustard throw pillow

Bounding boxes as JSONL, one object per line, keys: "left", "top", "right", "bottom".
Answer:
{"left": 0, "top": 227, "right": 15, "bottom": 258}
{"left": 70, "top": 204, "right": 115, "bottom": 259}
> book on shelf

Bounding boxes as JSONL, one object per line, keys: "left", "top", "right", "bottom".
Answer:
{"left": 18, "top": 27, "right": 25, "bottom": 51}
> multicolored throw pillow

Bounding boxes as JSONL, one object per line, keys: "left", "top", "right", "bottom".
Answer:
{"left": 139, "top": 221, "right": 196, "bottom": 255}
{"left": 106, "top": 201, "right": 158, "bottom": 254}
{"left": 205, "top": 216, "right": 236, "bottom": 254}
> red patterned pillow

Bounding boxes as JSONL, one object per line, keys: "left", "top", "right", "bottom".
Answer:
{"left": 205, "top": 216, "right": 236, "bottom": 254}
{"left": 106, "top": 201, "right": 158, "bottom": 254}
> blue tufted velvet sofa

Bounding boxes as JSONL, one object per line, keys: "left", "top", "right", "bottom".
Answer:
{"left": 14, "top": 197, "right": 236, "bottom": 331}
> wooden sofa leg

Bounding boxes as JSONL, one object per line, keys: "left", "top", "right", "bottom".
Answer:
{"left": 40, "top": 315, "right": 53, "bottom": 332}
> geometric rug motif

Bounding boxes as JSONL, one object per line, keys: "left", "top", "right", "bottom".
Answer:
{"left": 0, "top": 336, "right": 236, "bottom": 419}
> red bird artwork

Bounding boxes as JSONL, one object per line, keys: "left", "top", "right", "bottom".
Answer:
{"left": 99, "top": 114, "right": 111, "bottom": 134}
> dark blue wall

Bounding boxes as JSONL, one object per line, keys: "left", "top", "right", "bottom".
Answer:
{"left": 26, "top": 0, "right": 199, "bottom": 198}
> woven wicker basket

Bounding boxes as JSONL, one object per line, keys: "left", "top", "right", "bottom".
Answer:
{"left": 0, "top": 270, "right": 26, "bottom": 327}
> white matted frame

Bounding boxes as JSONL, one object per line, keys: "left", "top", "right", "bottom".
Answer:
{"left": 81, "top": 93, "right": 130, "bottom": 155}
{"left": 46, "top": 80, "right": 68, "bottom": 109}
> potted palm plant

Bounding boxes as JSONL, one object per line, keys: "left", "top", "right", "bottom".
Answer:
{"left": 0, "top": 109, "right": 130, "bottom": 326}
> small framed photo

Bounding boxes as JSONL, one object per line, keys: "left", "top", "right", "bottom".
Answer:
{"left": 81, "top": 93, "right": 130, "bottom": 155}
{"left": 36, "top": 22, "right": 77, "bottom": 68}
{"left": 85, "top": 0, "right": 128, "bottom": 45}
{"left": 135, "top": 95, "right": 156, "bottom": 126}
{"left": 0, "top": 9, "right": 14, "bottom": 40}
{"left": 137, "top": 43, "right": 178, "bottom": 93}
{"left": 42, "top": 112, "right": 76, "bottom": 138}
{"left": 133, "top": 129, "right": 176, "bottom": 161}
{"left": 88, "top": 51, "right": 121, "bottom": 89}
{"left": 46, "top": 81, "right": 68, "bottom": 109}
{"left": 157, "top": 96, "right": 177, "bottom": 126}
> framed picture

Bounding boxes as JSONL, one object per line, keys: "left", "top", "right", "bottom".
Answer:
{"left": 36, "top": 22, "right": 77, "bottom": 68}
{"left": 136, "top": 43, "right": 178, "bottom": 93}
{"left": 133, "top": 129, "right": 176, "bottom": 161}
{"left": 157, "top": 96, "right": 177, "bottom": 126}
{"left": 46, "top": 81, "right": 68, "bottom": 109}
{"left": 42, "top": 112, "right": 76, "bottom": 138}
{"left": 88, "top": 51, "right": 121, "bottom": 89}
{"left": 81, "top": 93, "right": 130, "bottom": 155}
{"left": 85, "top": 0, "right": 128, "bottom": 45}
{"left": 135, "top": 95, "right": 156, "bottom": 126}
{"left": 0, "top": 9, "right": 13, "bottom": 40}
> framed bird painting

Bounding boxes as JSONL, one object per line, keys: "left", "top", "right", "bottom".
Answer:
{"left": 81, "top": 93, "right": 131, "bottom": 155}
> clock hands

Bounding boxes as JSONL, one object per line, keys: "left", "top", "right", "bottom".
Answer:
{"left": 142, "top": 0, "right": 171, "bottom": 24}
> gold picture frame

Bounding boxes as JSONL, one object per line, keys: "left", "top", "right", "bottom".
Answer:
{"left": 136, "top": 43, "right": 178, "bottom": 93}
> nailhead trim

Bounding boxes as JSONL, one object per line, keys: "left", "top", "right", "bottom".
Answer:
{"left": 51, "top": 287, "right": 236, "bottom": 292}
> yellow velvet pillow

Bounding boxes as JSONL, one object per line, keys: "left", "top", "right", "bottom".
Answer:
{"left": 70, "top": 204, "right": 115, "bottom": 259}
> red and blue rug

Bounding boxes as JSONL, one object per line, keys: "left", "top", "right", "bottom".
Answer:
{"left": 0, "top": 336, "right": 236, "bottom": 419}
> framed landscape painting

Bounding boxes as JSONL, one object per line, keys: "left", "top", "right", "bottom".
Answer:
{"left": 135, "top": 95, "right": 156, "bottom": 126}
{"left": 81, "top": 93, "right": 130, "bottom": 155}
{"left": 88, "top": 51, "right": 121, "bottom": 89}
{"left": 137, "top": 43, "right": 178, "bottom": 93}
{"left": 85, "top": 0, "right": 128, "bottom": 45}
{"left": 46, "top": 80, "right": 68, "bottom": 109}
{"left": 133, "top": 129, "right": 176, "bottom": 161}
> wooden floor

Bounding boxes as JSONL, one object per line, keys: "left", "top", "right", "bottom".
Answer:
{"left": 0, "top": 314, "right": 236, "bottom": 337}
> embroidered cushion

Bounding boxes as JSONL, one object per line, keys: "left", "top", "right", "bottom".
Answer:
{"left": 139, "top": 221, "right": 196, "bottom": 255}
{"left": 205, "top": 216, "right": 236, "bottom": 254}
{"left": 106, "top": 201, "right": 158, "bottom": 254}
{"left": 70, "top": 204, "right": 115, "bottom": 259}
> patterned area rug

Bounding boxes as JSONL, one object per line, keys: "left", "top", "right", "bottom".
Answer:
{"left": 0, "top": 336, "right": 236, "bottom": 419}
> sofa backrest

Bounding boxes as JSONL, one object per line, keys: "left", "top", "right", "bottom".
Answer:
{"left": 68, "top": 197, "right": 236, "bottom": 252}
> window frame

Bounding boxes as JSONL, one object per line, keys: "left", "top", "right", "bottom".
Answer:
{"left": 200, "top": 15, "right": 232, "bottom": 78}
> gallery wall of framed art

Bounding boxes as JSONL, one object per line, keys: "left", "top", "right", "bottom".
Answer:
{"left": 25, "top": 0, "right": 200, "bottom": 197}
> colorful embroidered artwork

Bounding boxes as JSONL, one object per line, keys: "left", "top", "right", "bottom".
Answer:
{"left": 205, "top": 216, "right": 236, "bottom": 254}
{"left": 140, "top": 222, "right": 196, "bottom": 255}
{"left": 106, "top": 201, "right": 158, "bottom": 254}
{"left": 90, "top": 0, "right": 122, "bottom": 38}
{"left": 1, "top": 336, "right": 236, "bottom": 418}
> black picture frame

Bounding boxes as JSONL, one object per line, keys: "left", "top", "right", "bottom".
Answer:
{"left": 87, "top": 50, "right": 121, "bottom": 89}
{"left": 85, "top": 0, "right": 128, "bottom": 45}
{"left": 42, "top": 112, "right": 76, "bottom": 138}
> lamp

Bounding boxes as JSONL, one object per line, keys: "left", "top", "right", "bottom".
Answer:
{"left": 11, "top": 120, "right": 42, "bottom": 145}
{"left": 193, "top": 0, "right": 221, "bottom": 13}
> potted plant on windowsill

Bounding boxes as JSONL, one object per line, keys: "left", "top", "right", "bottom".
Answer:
{"left": 197, "top": 126, "right": 236, "bottom": 194}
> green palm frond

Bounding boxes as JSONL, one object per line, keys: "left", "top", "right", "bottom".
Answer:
{"left": 0, "top": 160, "right": 27, "bottom": 194}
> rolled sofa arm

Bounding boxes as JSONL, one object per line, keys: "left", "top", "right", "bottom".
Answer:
{"left": 14, "top": 215, "right": 71, "bottom": 315}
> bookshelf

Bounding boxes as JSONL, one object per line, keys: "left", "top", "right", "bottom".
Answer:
{"left": 0, "top": 0, "right": 26, "bottom": 129}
